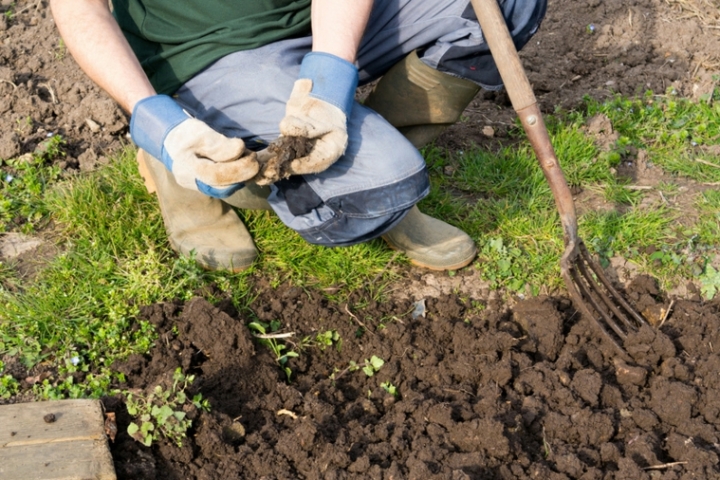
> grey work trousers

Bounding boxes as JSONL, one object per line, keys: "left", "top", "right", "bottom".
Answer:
{"left": 175, "top": 0, "right": 547, "bottom": 247}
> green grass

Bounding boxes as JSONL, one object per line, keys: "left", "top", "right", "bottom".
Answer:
{"left": 246, "top": 210, "right": 400, "bottom": 293}
{"left": 0, "top": 135, "right": 64, "bottom": 233}
{"left": 421, "top": 89, "right": 720, "bottom": 294}
{"left": 1, "top": 87, "right": 719, "bottom": 399}
{"left": 0, "top": 147, "right": 398, "bottom": 390}
{"left": 587, "top": 89, "right": 720, "bottom": 183}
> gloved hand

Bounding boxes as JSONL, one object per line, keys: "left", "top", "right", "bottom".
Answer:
{"left": 280, "top": 52, "right": 359, "bottom": 176}
{"left": 130, "top": 95, "right": 259, "bottom": 198}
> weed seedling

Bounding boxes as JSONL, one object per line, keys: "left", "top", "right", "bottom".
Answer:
{"left": 329, "top": 355, "right": 385, "bottom": 384}
{"left": 542, "top": 427, "right": 553, "bottom": 459}
{"left": 1, "top": 136, "right": 64, "bottom": 233}
{"left": 700, "top": 264, "right": 720, "bottom": 300}
{"left": 361, "top": 355, "right": 385, "bottom": 377}
{"left": 125, "top": 368, "right": 209, "bottom": 447}
{"left": 248, "top": 321, "right": 299, "bottom": 381}
{"left": 3, "top": 3, "right": 15, "bottom": 21}
{"left": 0, "top": 362, "right": 19, "bottom": 399}
{"left": 315, "top": 329, "right": 340, "bottom": 351}
{"left": 54, "top": 39, "right": 67, "bottom": 61}
{"left": 381, "top": 381, "right": 399, "bottom": 398}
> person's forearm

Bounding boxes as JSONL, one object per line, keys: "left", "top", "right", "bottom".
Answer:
{"left": 50, "top": 0, "right": 155, "bottom": 113}
{"left": 311, "top": 0, "right": 373, "bottom": 63}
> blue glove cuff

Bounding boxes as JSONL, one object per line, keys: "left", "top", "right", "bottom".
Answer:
{"left": 299, "top": 52, "right": 358, "bottom": 117}
{"left": 196, "top": 180, "right": 245, "bottom": 199}
{"left": 130, "top": 95, "right": 188, "bottom": 163}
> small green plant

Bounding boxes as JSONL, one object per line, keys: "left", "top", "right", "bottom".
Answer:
{"left": 330, "top": 355, "right": 385, "bottom": 384}
{"left": 360, "top": 355, "right": 385, "bottom": 377}
{"left": 699, "top": 264, "right": 720, "bottom": 300}
{"left": 125, "top": 368, "right": 209, "bottom": 447}
{"left": 542, "top": 427, "right": 553, "bottom": 459}
{"left": 315, "top": 329, "right": 340, "bottom": 351}
{"left": 1, "top": 135, "right": 65, "bottom": 233}
{"left": 54, "top": 39, "right": 67, "bottom": 60}
{"left": 0, "top": 361, "right": 20, "bottom": 399}
{"left": 14, "top": 116, "right": 33, "bottom": 135}
{"left": 477, "top": 237, "right": 532, "bottom": 293}
{"left": 248, "top": 321, "right": 299, "bottom": 381}
{"left": 0, "top": 374, "right": 19, "bottom": 399}
{"left": 33, "top": 372, "right": 116, "bottom": 400}
{"left": 381, "top": 381, "right": 399, "bottom": 398}
{"left": 3, "top": 2, "right": 15, "bottom": 20}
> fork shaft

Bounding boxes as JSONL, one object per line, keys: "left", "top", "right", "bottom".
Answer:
{"left": 519, "top": 104, "right": 578, "bottom": 244}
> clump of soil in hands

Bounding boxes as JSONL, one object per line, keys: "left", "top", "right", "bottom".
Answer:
{"left": 254, "top": 136, "right": 314, "bottom": 185}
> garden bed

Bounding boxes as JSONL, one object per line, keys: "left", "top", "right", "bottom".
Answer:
{"left": 104, "top": 275, "right": 720, "bottom": 479}
{"left": 2, "top": 0, "right": 720, "bottom": 478}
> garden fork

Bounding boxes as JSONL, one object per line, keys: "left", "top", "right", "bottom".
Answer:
{"left": 470, "top": 0, "right": 649, "bottom": 355}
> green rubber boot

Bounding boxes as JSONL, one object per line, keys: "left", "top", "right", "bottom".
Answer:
{"left": 137, "top": 150, "right": 259, "bottom": 272}
{"left": 382, "top": 205, "right": 477, "bottom": 271}
{"left": 364, "top": 50, "right": 480, "bottom": 149}
{"left": 223, "top": 183, "right": 272, "bottom": 211}
{"left": 365, "top": 51, "right": 479, "bottom": 270}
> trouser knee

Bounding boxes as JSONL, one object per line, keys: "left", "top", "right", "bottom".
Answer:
{"left": 269, "top": 165, "right": 429, "bottom": 247}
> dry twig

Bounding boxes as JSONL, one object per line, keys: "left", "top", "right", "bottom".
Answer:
{"left": 659, "top": 299, "right": 675, "bottom": 328}
{"left": 643, "top": 461, "right": 688, "bottom": 470}
{"left": 694, "top": 157, "right": 720, "bottom": 169}
{"left": 253, "top": 332, "right": 295, "bottom": 339}
{"left": 345, "top": 304, "right": 374, "bottom": 336}
{"left": 0, "top": 79, "right": 18, "bottom": 90}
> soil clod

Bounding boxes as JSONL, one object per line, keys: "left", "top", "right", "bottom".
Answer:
{"left": 254, "top": 136, "right": 315, "bottom": 184}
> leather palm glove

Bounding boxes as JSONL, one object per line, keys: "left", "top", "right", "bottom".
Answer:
{"left": 130, "top": 95, "right": 259, "bottom": 198}
{"left": 280, "top": 52, "right": 359, "bottom": 175}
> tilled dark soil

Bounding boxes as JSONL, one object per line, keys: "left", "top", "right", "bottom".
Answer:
{"left": 104, "top": 276, "right": 720, "bottom": 479}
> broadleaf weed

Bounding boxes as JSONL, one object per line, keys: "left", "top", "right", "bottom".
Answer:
{"left": 125, "top": 368, "right": 209, "bottom": 447}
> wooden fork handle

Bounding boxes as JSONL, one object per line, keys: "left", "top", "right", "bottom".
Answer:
{"left": 470, "top": 0, "right": 579, "bottom": 240}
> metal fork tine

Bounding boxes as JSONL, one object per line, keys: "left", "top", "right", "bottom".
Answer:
{"left": 570, "top": 265, "right": 628, "bottom": 340}
{"left": 568, "top": 266, "right": 627, "bottom": 353}
{"left": 579, "top": 243, "right": 649, "bottom": 327}
{"left": 576, "top": 257, "right": 639, "bottom": 333}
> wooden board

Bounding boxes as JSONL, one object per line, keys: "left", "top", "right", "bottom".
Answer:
{"left": 0, "top": 399, "right": 116, "bottom": 480}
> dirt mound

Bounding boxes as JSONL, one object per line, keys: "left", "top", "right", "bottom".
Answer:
{"left": 104, "top": 276, "right": 720, "bottom": 479}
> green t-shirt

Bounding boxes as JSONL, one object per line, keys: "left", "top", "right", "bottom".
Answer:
{"left": 113, "top": 0, "right": 312, "bottom": 94}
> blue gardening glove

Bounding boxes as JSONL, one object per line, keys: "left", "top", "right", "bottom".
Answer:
{"left": 130, "top": 95, "right": 259, "bottom": 198}
{"left": 279, "top": 52, "right": 358, "bottom": 175}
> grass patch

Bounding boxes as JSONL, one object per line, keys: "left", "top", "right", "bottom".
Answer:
{"left": 0, "top": 147, "right": 398, "bottom": 391}
{"left": 422, "top": 89, "right": 720, "bottom": 294}
{"left": 587, "top": 89, "right": 720, "bottom": 183}
{"left": 0, "top": 135, "right": 64, "bottom": 233}
{"left": 246, "top": 210, "right": 400, "bottom": 295}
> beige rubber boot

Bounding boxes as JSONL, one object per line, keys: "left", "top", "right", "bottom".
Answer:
{"left": 137, "top": 149, "right": 258, "bottom": 272}
{"left": 364, "top": 50, "right": 480, "bottom": 149}
{"left": 365, "top": 51, "right": 479, "bottom": 270}
{"left": 382, "top": 206, "right": 476, "bottom": 271}
{"left": 222, "top": 183, "right": 272, "bottom": 211}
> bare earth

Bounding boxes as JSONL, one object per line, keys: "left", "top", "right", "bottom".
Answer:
{"left": 2, "top": 0, "right": 720, "bottom": 478}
